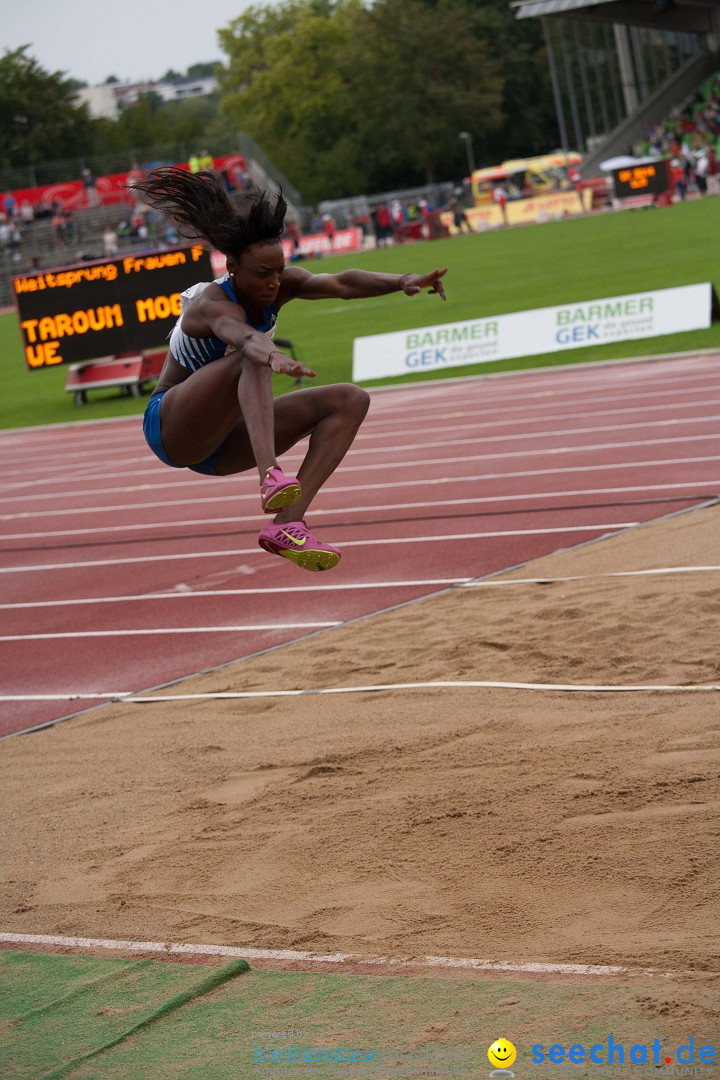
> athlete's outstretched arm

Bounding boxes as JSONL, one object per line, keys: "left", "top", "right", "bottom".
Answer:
{"left": 284, "top": 266, "right": 448, "bottom": 302}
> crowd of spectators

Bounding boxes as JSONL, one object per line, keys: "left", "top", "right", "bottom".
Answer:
{"left": 637, "top": 71, "right": 720, "bottom": 197}
{"left": 0, "top": 151, "right": 254, "bottom": 268}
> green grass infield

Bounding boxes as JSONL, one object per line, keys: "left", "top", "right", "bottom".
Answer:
{"left": 1, "top": 948, "right": 716, "bottom": 1078}
{"left": 2, "top": 197, "right": 718, "bottom": 431}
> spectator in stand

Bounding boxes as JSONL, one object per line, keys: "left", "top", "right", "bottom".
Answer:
{"left": 133, "top": 207, "right": 149, "bottom": 240}
{"left": 695, "top": 149, "right": 709, "bottom": 194}
{"left": 52, "top": 210, "right": 67, "bottom": 245}
{"left": 707, "top": 144, "right": 720, "bottom": 194}
{"left": 4, "top": 194, "right": 16, "bottom": 220}
{"left": 492, "top": 184, "right": 508, "bottom": 227}
{"left": 103, "top": 226, "right": 119, "bottom": 257}
{"left": 374, "top": 204, "right": 393, "bottom": 247}
{"left": 322, "top": 213, "right": 336, "bottom": 249}
{"left": 126, "top": 163, "right": 143, "bottom": 203}
{"left": 444, "top": 190, "right": 474, "bottom": 234}
{"left": 285, "top": 220, "right": 301, "bottom": 258}
{"left": 220, "top": 166, "right": 236, "bottom": 193}
{"left": 19, "top": 200, "right": 34, "bottom": 225}
{"left": 82, "top": 168, "right": 101, "bottom": 208}
{"left": 390, "top": 199, "right": 405, "bottom": 232}
{"left": 671, "top": 159, "right": 687, "bottom": 201}
{"left": 9, "top": 226, "right": 22, "bottom": 261}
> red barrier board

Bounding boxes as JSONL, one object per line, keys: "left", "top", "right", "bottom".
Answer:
{"left": 8, "top": 155, "right": 247, "bottom": 211}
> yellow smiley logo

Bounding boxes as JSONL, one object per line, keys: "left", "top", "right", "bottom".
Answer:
{"left": 488, "top": 1039, "right": 517, "bottom": 1068}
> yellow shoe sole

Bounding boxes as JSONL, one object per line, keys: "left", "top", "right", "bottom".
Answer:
{"left": 263, "top": 483, "right": 302, "bottom": 513}
{"left": 278, "top": 547, "right": 341, "bottom": 572}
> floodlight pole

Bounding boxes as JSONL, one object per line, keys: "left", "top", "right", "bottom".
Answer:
{"left": 542, "top": 18, "right": 570, "bottom": 160}
{"left": 459, "top": 131, "right": 476, "bottom": 177}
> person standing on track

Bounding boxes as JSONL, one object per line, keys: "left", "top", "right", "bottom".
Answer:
{"left": 136, "top": 166, "right": 448, "bottom": 571}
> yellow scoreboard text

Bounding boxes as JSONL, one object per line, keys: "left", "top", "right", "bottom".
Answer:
{"left": 618, "top": 165, "right": 657, "bottom": 189}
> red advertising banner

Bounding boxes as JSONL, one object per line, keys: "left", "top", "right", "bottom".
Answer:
{"left": 209, "top": 228, "right": 364, "bottom": 278}
{"left": 6, "top": 155, "right": 248, "bottom": 212}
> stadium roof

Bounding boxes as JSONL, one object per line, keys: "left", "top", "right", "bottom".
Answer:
{"left": 512, "top": 0, "right": 720, "bottom": 34}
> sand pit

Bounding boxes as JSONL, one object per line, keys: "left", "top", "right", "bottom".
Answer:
{"left": 1, "top": 504, "right": 718, "bottom": 991}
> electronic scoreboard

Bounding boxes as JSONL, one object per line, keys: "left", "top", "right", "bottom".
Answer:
{"left": 13, "top": 244, "right": 214, "bottom": 370}
{"left": 611, "top": 160, "right": 671, "bottom": 200}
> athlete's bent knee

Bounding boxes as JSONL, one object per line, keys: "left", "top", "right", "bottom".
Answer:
{"left": 335, "top": 383, "right": 370, "bottom": 421}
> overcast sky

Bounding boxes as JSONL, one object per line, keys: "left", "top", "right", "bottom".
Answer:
{"left": 2, "top": 0, "right": 282, "bottom": 86}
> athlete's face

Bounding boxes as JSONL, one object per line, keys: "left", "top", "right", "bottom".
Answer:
{"left": 229, "top": 242, "right": 285, "bottom": 307}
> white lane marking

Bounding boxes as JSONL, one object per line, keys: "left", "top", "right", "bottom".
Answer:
{"left": 358, "top": 386, "right": 720, "bottom": 433}
{"left": 0, "top": 933, "right": 639, "bottom": 975}
{"left": 1, "top": 354, "right": 718, "bottom": 458}
{"left": 3, "top": 481, "right": 716, "bottom": 540}
{"left": 462, "top": 566, "right": 720, "bottom": 586}
{"left": 3, "top": 410, "right": 719, "bottom": 490}
{"left": 2, "top": 681, "right": 718, "bottom": 701}
{"left": 345, "top": 414, "right": 720, "bottom": 458}
{"left": 0, "top": 580, "right": 473, "bottom": 610}
{"left": 0, "top": 622, "right": 341, "bottom": 642}
{"left": 2, "top": 478, "right": 717, "bottom": 524}
{"left": 365, "top": 357, "right": 720, "bottom": 404}
{"left": 365, "top": 360, "right": 720, "bottom": 408}
{"left": 5, "top": 389, "right": 720, "bottom": 475}
{"left": 1, "top": 432, "right": 718, "bottom": 496}
{"left": 0, "top": 523, "right": 639, "bottom": 574}
{"left": 1, "top": 565, "right": 717, "bottom": 611}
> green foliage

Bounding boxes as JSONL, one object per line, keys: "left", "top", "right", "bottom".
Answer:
{"left": 457, "top": 0, "right": 559, "bottom": 162}
{"left": 219, "top": 0, "right": 510, "bottom": 200}
{"left": 186, "top": 61, "right": 222, "bottom": 78}
{"left": 97, "top": 93, "right": 221, "bottom": 156}
{"left": 0, "top": 46, "right": 97, "bottom": 169}
{"left": 346, "top": 0, "right": 504, "bottom": 188}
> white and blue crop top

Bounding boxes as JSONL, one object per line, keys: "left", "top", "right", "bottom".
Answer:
{"left": 168, "top": 273, "right": 279, "bottom": 372}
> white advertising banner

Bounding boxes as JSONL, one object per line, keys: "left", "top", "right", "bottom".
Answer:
{"left": 352, "top": 283, "right": 715, "bottom": 382}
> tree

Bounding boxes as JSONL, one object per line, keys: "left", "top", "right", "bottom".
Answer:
{"left": 345, "top": 0, "right": 504, "bottom": 188}
{"left": 186, "top": 62, "right": 220, "bottom": 78}
{"left": 219, "top": 0, "right": 363, "bottom": 201}
{"left": 442, "top": 0, "right": 558, "bottom": 163}
{"left": 0, "top": 46, "right": 98, "bottom": 168}
{"left": 95, "top": 92, "right": 221, "bottom": 156}
{"left": 218, "top": 0, "right": 505, "bottom": 201}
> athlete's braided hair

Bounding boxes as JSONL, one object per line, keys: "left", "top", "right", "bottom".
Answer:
{"left": 131, "top": 166, "right": 287, "bottom": 257}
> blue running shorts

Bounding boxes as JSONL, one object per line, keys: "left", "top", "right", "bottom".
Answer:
{"left": 143, "top": 391, "right": 225, "bottom": 476}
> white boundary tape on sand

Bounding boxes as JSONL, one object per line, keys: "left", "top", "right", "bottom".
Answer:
{"left": 2, "top": 680, "right": 719, "bottom": 704}
{"left": 0, "top": 932, "right": 643, "bottom": 977}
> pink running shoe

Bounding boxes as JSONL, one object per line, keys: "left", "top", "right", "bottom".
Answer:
{"left": 260, "top": 466, "right": 301, "bottom": 514}
{"left": 258, "top": 520, "right": 341, "bottom": 571}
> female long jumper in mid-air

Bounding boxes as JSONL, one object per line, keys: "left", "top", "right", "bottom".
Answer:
{"left": 137, "top": 166, "right": 448, "bottom": 571}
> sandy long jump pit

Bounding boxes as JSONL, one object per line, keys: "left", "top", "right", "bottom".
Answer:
{"left": 1, "top": 503, "right": 719, "bottom": 1050}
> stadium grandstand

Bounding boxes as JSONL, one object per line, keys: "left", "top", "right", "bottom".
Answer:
{"left": 512, "top": 0, "right": 719, "bottom": 174}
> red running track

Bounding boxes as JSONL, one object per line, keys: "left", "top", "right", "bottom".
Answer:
{"left": 1, "top": 352, "right": 719, "bottom": 737}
